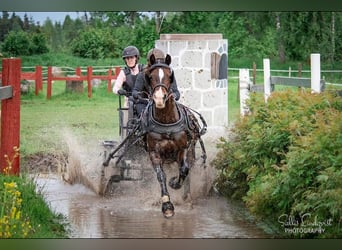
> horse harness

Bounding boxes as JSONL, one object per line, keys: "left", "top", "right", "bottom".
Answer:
{"left": 139, "top": 101, "right": 205, "bottom": 145}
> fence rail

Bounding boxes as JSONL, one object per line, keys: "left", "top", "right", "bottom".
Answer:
{"left": 0, "top": 65, "right": 122, "bottom": 99}
{"left": 228, "top": 67, "right": 342, "bottom": 86}
{"left": 0, "top": 86, "right": 13, "bottom": 100}
{"left": 238, "top": 54, "right": 333, "bottom": 116}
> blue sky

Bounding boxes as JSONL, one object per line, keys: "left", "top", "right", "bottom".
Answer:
{"left": 15, "top": 12, "right": 81, "bottom": 24}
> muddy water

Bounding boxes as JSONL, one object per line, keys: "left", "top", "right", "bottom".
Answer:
{"left": 36, "top": 176, "right": 266, "bottom": 238}
{"left": 33, "top": 129, "right": 268, "bottom": 238}
{"left": 35, "top": 173, "right": 267, "bottom": 238}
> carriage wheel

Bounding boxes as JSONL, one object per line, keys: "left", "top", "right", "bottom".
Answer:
{"left": 99, "top": 144, "right": 122, "bottom": 196}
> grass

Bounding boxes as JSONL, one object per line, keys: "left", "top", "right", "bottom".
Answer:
{"left": 20, "top": 82, "right": 121, "bottom": 156}
{"left": 0, "top": 173, "right": 68, "bottom": 238}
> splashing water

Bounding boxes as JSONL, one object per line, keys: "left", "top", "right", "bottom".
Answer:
{"left": 60, "top": 127, "right": 218, "bottom": 208}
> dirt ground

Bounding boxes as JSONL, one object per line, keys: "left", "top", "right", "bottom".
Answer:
{"left": 21, "top": 152, "right": 68, "bottom": 174}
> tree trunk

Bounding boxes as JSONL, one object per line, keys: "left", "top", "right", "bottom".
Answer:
{"left": 155, "top": 11, "right": 161, "bottom": 34}
{"left": 276, "top": 12, "right": 285, "bottom": 63}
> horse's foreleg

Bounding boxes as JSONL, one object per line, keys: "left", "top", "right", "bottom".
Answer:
{"left": 169, "top": 150, "right": 189, "bottom": 190}
{"left": 151, "top": 152, "right": 175, "bottom": 218}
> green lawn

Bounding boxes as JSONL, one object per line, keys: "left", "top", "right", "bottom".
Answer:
{"left": 20, "top": 82, "right": 120, "bottom": 156}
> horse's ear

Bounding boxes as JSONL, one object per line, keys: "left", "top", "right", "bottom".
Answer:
{"left": 149, "top": 54, "right": 156, "bottom": 65}
{"left": 165, "top": 54, "right": 171, "bottom": 65}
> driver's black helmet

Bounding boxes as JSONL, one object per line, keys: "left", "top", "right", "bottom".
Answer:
{"left": 122, "top": 46, "right": 140, "bottom": 60}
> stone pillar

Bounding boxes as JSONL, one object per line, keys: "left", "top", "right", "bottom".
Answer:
{"left": 155, "top": 34, "right": 228, "bottom": 141}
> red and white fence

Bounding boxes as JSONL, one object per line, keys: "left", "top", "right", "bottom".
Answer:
{"left": 0, "top": 65, "right": 121, "bottom": 99}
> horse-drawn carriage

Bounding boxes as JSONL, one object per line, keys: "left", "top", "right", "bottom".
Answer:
{"left": 100, "top": 53, "right": 207, "bottom": 218}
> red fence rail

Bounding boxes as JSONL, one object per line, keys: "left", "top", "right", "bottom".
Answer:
{"left": 0, "top": 65, "right": 121, "bottom": 99}
{"left": 46, "top": 66, "right": 121, "bottom": 99}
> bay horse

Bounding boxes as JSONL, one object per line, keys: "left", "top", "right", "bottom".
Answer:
{"left": 142, "top": 53, "right": 207, "bottom": 218}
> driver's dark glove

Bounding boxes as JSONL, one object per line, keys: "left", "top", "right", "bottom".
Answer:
{"left": 118, "top": 89, "right": 127, "bottom": 96}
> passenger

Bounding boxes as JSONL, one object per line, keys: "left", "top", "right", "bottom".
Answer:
{"left": 112, "top": 45, "right": 144, "bottom": 107}
{"left": 132, "top": 48, "right": 180, "bottom": 117}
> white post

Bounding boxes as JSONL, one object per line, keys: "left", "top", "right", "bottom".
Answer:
{"left": 239, "top": 68, "right": 250, "bottom": 116}
{"left": 263, "top": 58, "right": 271, "bottom": 102}
{"left": 311, "top": 53, "right": 321, "bottom": 93}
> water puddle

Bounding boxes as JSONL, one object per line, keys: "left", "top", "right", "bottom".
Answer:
{"left": 35, "top": 174, "right": 267, "bottom": 238}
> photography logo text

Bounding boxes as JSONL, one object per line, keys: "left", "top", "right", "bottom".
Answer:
{"left": 278, "top": 213, "right": 333, "bottom": 235}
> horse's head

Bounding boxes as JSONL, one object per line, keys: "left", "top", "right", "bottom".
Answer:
{"left": 145, "top": 53, "right": 174, "bottom": 109}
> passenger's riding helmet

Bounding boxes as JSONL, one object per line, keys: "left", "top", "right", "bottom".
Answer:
{"left": 122, "top": 46, "right": 140, "bottom": 68}
{"left": 122, "top": 46, "right": 140, "bottom": 59}
{"left": 147, "top": 48, "right": 165, "bottom": 66}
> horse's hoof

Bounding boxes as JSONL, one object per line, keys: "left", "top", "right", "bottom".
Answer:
{"left": 169, "top": 176, "right": 182, "bottom": 189}
{"left": 163, "top": 209, "right": 175, "bottom": 218}
{"left": 162, "top": 201, "right": 175, "bottom": 218}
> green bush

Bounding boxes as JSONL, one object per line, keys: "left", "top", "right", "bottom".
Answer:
{"left": 71, "top": 28, "right": 117, "bottom": 59}
{"left": 1, "top": 31, "right": 49, "bottom": 57}
{"left": 1, "top": 31, "right": 30, "bottom": 56}
{"left": 214, "top": 89, "right": 342, "bottom": 238}
{"left": 30, "top": 33, "right": 49, "bottom": 54}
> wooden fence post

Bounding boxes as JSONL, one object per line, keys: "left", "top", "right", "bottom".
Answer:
{"left": 311, "top": 53, "right": 321, "bottom": 93}
{"left": 1, "top": 58, "right": 21, "bottom": 175}
{"left": 47, "top": 66, "right": 52, "bottom": 99}
{"left": 298, "top": 63, "right": 302, "bottom": 77}
{"left": 76, "top": 67, "right": 82, "bottom": 76}
{"left": 87, "top": 66, "right": 92, "bottom": 98}
{"left": 263, "top": 58, "right": 271, "bottom": 102}
{"left": 107, "top": 68, "right": 112, "bottom": 93}
{"left": 252, "top": 62, "right": 256, "bottom": 85}
{"left": 239, "top": 68, "right": 250, "bottom": 116}
{"left": 35, "top": 65, "right": 43, "bottom": 95}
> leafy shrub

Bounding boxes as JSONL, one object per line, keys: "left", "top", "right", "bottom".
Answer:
{"left": 71, "top": 28, "right": 117, "bottom": 59}
{"left": 214, "top": 89, "right": 342, "bottom": 238}
{"left": 1, "top": 31, "right": 49, "bottom": 56}
{"left": 1, "top": 31, "right": 30, "bottom": 56}
{"left": 30, "top": 33, "right": 49, "bottom": 54}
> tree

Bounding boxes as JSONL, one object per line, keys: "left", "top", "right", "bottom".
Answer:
{"left": 71, "top": 27, "right": 116, "bottom": 59}
{"left": 0, "top": 11, "right": 11, "bottom": 42}
{"left": 30, "top": 33, "right": 49, "bottom": 54}
{"left": 1, "top": 30, "right": 30, "bottom": 56}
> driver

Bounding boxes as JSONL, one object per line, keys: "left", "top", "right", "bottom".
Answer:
{"left": 112, "top": 45, "right": 144, "bottom": 107}
{"left": 132, "top": 48, "right": 180, "bottom": 117}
